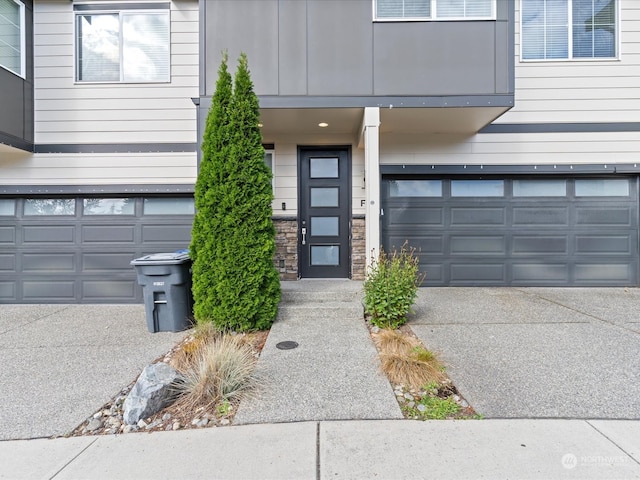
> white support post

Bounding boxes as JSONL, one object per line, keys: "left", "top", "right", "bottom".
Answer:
{"left": 362, "top": 107, "right": 380, "bottom": 270}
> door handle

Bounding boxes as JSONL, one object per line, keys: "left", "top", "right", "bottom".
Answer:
{"left": 301, "top": 227, "right": 307, "bottom": 245}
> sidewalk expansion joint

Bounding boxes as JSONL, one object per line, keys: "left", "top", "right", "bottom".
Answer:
{"left": 316, "top": 421, "right": 321, "bottom": 480}
{"left": 49, "top": 438, "right": 99, "bottom": 479}
{"left": 585, "top": 420, "right": 640, "bottom": 467}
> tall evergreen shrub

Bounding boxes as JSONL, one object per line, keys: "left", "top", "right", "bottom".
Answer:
{"left": 191, "top": 53, "right": 280, "bottom": 331}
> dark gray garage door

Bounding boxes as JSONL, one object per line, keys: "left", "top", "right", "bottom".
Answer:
{"left": 382, "top": 177, "right": 639, "bottom": 286}
{"left": 0, "top": 197, "right": 193, "bottom": 303}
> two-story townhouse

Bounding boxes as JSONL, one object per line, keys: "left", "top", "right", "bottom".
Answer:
{"left": 1, "top": 0, "right": 638, "bottom": 304}
{"left": 0, "top": 0, "right": 199, "bottom": 303}
{"left": 197, "top": 0, "right": 514, "bottom": 284}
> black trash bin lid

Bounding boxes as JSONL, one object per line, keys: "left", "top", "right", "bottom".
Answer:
{"left": 130, "top": 252, "right": 190, "bottom": 266}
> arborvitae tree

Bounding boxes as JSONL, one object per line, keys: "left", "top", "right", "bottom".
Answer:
{"left": 190, "top": 52, "right": 233, "bottom": 323}
{"left": 191, "top": 53, "right": 280, "bottom": 331}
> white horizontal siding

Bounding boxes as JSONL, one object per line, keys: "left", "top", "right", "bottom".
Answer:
{"left": 0, "top": 152, "right": 197, "bottom": 184}
{"left": 380, "top": 131, "right": 640, "bottom": 167}
{"left": 33, "top": 0, "right": 199, "bottom": 145}
{"left": 501, "top": 0, "right": 640, "bottom": 124}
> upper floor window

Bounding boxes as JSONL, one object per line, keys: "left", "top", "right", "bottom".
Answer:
{"left": 374, "top": 0, "right": 495, "bottom": 21}
{"left": 521, "top": 0, "right": 617, "bottom": 60}
{"left": 74, "top": 3, "right": 170, "bottom": 83}
{"left": 0, "top": 0, "right": 25, "bottom": 77}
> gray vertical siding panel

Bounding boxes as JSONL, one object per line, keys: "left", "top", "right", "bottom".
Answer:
{"left": 306, "top": 0, "right": 373, "bottom": 95}
{"left": 278, "top": 0, "right": 307, "bottom": 95}
{"left": 203, "top": 0, "right": 512, "bottom": 99}
{"left": 373, "top": 22, "right": 497, "bottom": 96}
{"left": 205, "top": 0, "right": 279, "bottom": 95}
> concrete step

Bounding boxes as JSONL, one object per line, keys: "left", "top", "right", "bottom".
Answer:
{"left": 277, "top": 303, "right": 364, "bottom": 321}
{"left": 280, "top": 289, "right": 362, "bottom": 305}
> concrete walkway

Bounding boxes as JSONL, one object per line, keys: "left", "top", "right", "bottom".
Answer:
{"left": 2, "top": 419, "right": 639, "bottom": 479}
{"left": 235, "top": 280, "right": 402, "bottom": 424}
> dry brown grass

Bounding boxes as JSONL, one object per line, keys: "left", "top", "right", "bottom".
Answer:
{"left": 170, "top": 323, "right": 222, "bottom": 373}
{"left": 172, "top": 333, "right": 261, "bottom": 412}
{"left": 373, "top": 329, "right": 446, "bottom": 390}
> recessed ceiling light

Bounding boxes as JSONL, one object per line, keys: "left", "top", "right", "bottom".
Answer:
{"left": 318, "top": 122, "right": 329, "bottom": 128}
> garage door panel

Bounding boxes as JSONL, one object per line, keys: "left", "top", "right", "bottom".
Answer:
{"left": 22, "top": 253, "right": 75, "bottom": 272}
{"left": 23, "top": 225, "right": 75, "bottom": 243}
{"left": 421, "top": 263, "right": 443, "bottom": 283}
{"left": 385, "top": 207, "right": 443, "bottom": 226}
{"left": 450, "top": 236, "right": 506, "bottom": 254}
{"left": 512, "top": 236, "right": 568, "bottom": 255}
{"left": 82, "top": 225, "right": 136, "bottom": 243}
{"left": 388, "top": 235, "right": 444, "bottom": 254}
{"left": 0, "top": 226, "right": 16, "bottom": 244}
{"left": 142, "top": 224, "right": 192, "bottom": 243}
{"left": 0, "top": 254, "right": 15, "bottom": 271}
{"left": 0, "top": 282, "right": 16, "bottom": 300}
{"left": 23, "top": 280, "right": 76, "bottom": 300}
{"left": 574, "top": 263, "right": 634, "bottom": 283}
{"left": 575, "top": 207, "right": 632, "bottom": 226}
{"left": 575, "top": 235, "right": 632, "bottom": 255}
{"left": 512, "top": 207, "right": 568, "bottom": 226}
{"left": 82, "top": 252, "right": 137, "bottom": 272}
{"left": 450, "top": 207, "right": 505, "bottom": 226}
{"left": 512, "top": 263, "right": 569, "bottom": 283}
{"left": 450, "top": 263, "right": 506, "bottom": 282}
{"left": 82, "top": 280, "right": 137, "bottom": 301}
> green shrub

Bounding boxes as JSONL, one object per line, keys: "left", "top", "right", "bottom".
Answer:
{"left": 363, "top": 243, "right": 424, "bottom": 329}
{"left": 191, "top": 53, "right": 280, "bottom": 332}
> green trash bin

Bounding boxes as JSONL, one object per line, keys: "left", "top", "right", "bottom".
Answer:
{"left": 131, "top": 252, "right": 193, "bottom": 333}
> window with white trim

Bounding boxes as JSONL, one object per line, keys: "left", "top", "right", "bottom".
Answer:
{"left": 264, "top": 149, "right": 275, "bottom": 192}
{"left": 0, "top": 0, "right": 25, "bottom": 77}
{"left": 521, "top": 0, "right": 616, "bottom": 60}
{"left": 374, "top": 0, "right": 495, "bottom": 21}
{"left": 75, "top": 3, "right": 170, "bottom": 83}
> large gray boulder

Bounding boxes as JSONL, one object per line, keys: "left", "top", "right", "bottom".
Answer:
{"left": 123, "top": 363, "right": 183, "bottom": 425}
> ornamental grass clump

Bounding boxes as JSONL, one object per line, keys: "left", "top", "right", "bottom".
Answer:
{"left": 173, "top": 334, "right": 260, "bottom": 412}
{"left": 364, "top": 242, "right": 424, "bottom": 329}
{"left": 373, "top": 329, "right": 446, "bottom": 390}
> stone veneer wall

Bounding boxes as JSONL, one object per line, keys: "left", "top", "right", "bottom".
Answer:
{"left": 273, "top": 216, "right": 367, "bottom": 281}
{"left": 351, "top": 216, "right": 366, "bottom": 280}
{"left": 273, "top": 217, "right": 298, "bottom": 280}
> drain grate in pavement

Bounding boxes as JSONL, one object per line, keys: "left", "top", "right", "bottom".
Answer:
{"left": 275, "top": 341, "right": 299, "bottom": 350}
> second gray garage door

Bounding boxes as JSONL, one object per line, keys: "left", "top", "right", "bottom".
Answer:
{"left": 382, "top": 177, "right": 638, "bottom": 286}
{"left": 0, "top": 196, "right": 194, "bottom": 303}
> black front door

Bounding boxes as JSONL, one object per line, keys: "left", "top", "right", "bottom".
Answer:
{"left": 298, "top": 147, "right": 351, "bottom": 278}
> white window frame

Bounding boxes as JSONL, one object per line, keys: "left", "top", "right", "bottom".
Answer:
{"left": 264, "top": 149, "right": 275, "bottom": 192}
{"left": 74, "top": 6, "right": 170, "bottom": 84}
{"left": 0, "top": 0, "right": 25, "bottom": 78}
{"left": 520, "top": 0, "right": 619, "bottom": 62}
{"left": 373, "top": 0, "right": 496, "bottom": 21}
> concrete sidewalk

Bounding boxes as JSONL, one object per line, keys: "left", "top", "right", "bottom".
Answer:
{"left": 1, "top": 419, "right": 639, "bottom": 479}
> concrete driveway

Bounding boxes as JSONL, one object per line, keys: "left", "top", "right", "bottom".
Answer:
{"left": 410, "top": 287, "right": 640, "bottom": 419}
{"left": 0, "top": 305, "right": 186, "bottom": 441}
